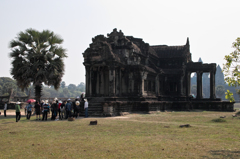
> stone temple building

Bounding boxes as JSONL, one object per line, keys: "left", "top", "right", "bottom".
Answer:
{"left": 83, "top": 29, "right": 234, "bottom": 116}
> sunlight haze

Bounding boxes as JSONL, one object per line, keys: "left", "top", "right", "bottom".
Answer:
{"left": 0, "top": 0, "right": 239, "bottom": 86}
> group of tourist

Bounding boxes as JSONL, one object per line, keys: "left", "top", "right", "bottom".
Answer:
{"left": 2, "top": 93, "right": 89, "bottom": 122}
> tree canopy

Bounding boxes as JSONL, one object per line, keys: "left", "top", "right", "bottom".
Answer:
{"left": 0, "top": 77, "right": 27, "bottom": 96}
{"left": 223, "top": 37, "right": 240, "bottom": 102}
{"left": 9, "top": 28, "right": 67, "bottom": 102}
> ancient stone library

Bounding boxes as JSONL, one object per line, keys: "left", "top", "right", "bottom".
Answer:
{"left": 82, "top": 28, "right": 234, "bottom": 116}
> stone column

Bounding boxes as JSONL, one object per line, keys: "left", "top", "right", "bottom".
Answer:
{"left": 177, "top": 76, "right": 181, "bottom": 95}
{"left": 179, "top": 75, "right": 184, "bottom": 96}
{"left": 140, "top": 71, "right": 147, "bottom": 96}
{"left": 159, "top": 77, "right": 162, "bottom": 96}
{"left": 109, "top": 66, "right": 116, "bottom": 96}
{"left": 85, "top": 66, "right": 90, "bottom": 97}
{"left": 196, "top": 71, "right": 203, "bottom": 99}
{"left": 100, "top": 68, "right": 104, "bottom": 95}
{"left": 96, "top": 67, "right": 100, "bottom": 95}
{"left": 155, "top": 74, "right": 159, "bottom": 96}
{"left": 128, "top": 72, "right": 133, "bottom": 94}
{"left": 210, "top": 71, "right": 216, "bottom": 99}
{"left": 188, "top": 73, "right": 191, "bottom": 96}
{"left": 89, "top": 67, "right": 92, "bottom": 96}
{"left": 119, "top": 68, "right": 122, "bottom": 96}
{"left": 185, "top": 72, "right": 191, "bottom": 97}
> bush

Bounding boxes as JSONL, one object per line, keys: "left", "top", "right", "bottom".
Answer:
{"left": 211, "top": 118, "right": 227, "bottom": 122}
{"left": 235, "top": 111, "right": 240, "bottom": 116}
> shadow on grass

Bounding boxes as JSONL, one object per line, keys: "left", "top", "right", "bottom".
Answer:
{"left": 203, "top": 150, "right": 240, "bottom": 158}
{"left": 0, "top": 114, "right": 26, "bottom": 119}
{"left": 0, "top": 115, "right": 88, "bottom": 123}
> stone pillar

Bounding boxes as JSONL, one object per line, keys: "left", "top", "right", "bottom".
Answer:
{"left": 210, "top": 71, "right": 216, "bottom": 99}
{"left": 100, "top": 68, "right": 104, "bottom": 95}
{"left": 159, "top": 77, "right": 162, "bottom": 96}
{"left": 89, "top": 67, "right": 92, "bottom": 96}
{"left": 177, "top": 76, "right": 181, "bottom": 95}
{"left": 188, "top": 73, "right": 191, "bottom": 96}
{"left": 186, "top": 72, "right": 191, "bottom": 97}
{"left": 196, "top": 71, "right": 203, "bottom": 99}
{"left": 179, "top": 75, "right": 184, "bottom": 96}
{"left": 109, "top": 66, "right": 116, "bottom": 96}
{"left": 119, "top": 68, "right": 122, "bottom": 96}
{"left": 85, "top": 66, "right": 90, "bottom": 97}
{"left": 128, "top": 72, "right": 133, "bottom": 94}
{"left": 155, "top": 74, "right": 159, "bottom": 96}
{"left": 140, "top": 71, "right": 147, "bottom": 96}
{"left": 96, "top": 67, "right": 100, "bottom": 95}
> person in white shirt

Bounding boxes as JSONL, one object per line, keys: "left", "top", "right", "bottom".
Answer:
{"left": 84, "top": 99, "right": 88, "bottom": 118}
{"left": 4, "top": 102, "right": 7, "bottom": 117}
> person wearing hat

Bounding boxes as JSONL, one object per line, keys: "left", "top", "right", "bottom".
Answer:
{"left": 58, "top": 100, "right": 62, "bottom": 118}
{"left": 60, "top": 101, "right": 66, "bottom": 120}
{"left": 15, "top": 100, "right": 21, "bottom": 122}
{"left": 42, "top": 100, "right": 50, "bottom": 121}
{"left": 74, "top": 99, "right": 80, "bottom": 118}
{"left": 84, "top": 99, "right": 88, "bottom": 118}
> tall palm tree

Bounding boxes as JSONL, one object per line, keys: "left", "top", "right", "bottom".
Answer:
{"left": 9, "top": 28, "right": 67, "bottom": 102}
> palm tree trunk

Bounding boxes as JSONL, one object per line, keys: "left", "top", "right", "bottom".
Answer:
{"left": 34, "top": 83, "right": 42, "bottom": 103}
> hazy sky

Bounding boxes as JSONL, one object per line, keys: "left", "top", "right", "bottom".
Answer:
{"left": 1, "top": 0, "right": 239, "bottom": 86}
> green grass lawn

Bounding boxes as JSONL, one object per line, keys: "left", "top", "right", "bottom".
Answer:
{"left": 1, "top": 109, "right": 240, "bottom": 159}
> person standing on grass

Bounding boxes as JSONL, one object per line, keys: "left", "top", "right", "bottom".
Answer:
{"left": 84, "top": 99, "right": 88, "bottom": 118}
{"left": 35, "top": 101, "right": 41, "bottom": 120}
{"left": 40, "top": 100, "right": 44, "bottom": 119}
{"left": 60, "top": 101, "right": 65, "bottom": 120}
{"left": 72, "top": 99, "right": 77, "bottom": 118}
{"left": 4, "top": 102, "right": 7, "bottom": 117}
{"left": 75, "top": 100, "right": 80, "bottom": 118}
{"left": 15, "top": 100, "right": 21, "bottom": 122}
{"left": 51, "top": 100, "right": 58, "bottom": 120}
{"left": 58, "top": 100, "right": 61, "bottom": 118}
{"left": 80, "top": 93, "right": 85, "bottom": 115}
{"left": 26, "top": 102, "right": 33, "bottom": 120}
{"left": 42, "top": 101, "right": 49, "bottom": 121}
{"left": 65, "top": 99, "right": 72, "bottom": 118}
{"left": 24, "top": 104, "right": 27, "bottom": 116}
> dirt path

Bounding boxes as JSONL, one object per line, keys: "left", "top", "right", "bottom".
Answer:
{"left": 0, "top": 110, "right": 26, "bottom": 116}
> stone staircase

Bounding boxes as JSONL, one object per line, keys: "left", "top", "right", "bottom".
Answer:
{"left": 87, "top": 97, "right": 105, "bottom": 116}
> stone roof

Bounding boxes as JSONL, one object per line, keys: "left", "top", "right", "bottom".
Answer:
{"left": 150, "top": 45, "right": 186, "bottom": 58}
{"left": 144, "top": 65, "right": 157, "bottom": 73}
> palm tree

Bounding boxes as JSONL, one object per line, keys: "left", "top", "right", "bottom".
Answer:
{"left": 9, "top": 28, "right": 67, "bottom": 102}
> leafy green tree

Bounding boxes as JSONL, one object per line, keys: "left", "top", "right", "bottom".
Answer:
{"left": 68, "top": 84, "right": 77, "bottom": 92}
{"left": 223, "top": 37, "right": 240, "bottom": 102}
{"left": 9, "top": 28, "right": 67, "bottom": 102}
{"left": 2, "top": 81, "right": 17, "bottom": 96}
{"left": 78, "top": 82, "right": 85, "bottom": 92}
{"left": 41, "top": 89, "right": 51, "bottom": 98}
{"left": 225, "top": 90, "right": 235, "bottom": 102}
{"left": 63, "top": 88, "right": 70, "bottom": 97}
{"left": 61, "top": 81, "right": 66, "bottom": 88}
